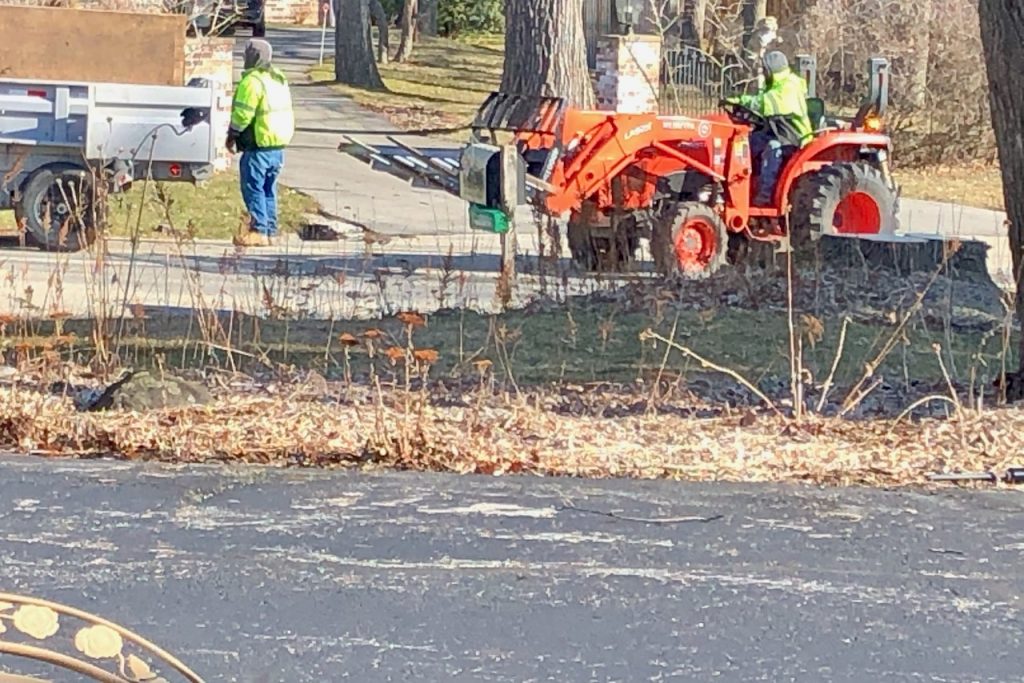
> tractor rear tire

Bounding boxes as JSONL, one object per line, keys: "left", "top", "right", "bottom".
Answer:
{"left": 651, "top": 202, "right": 729, "bottom": 279}
{"left": 789, "top": 162, "right": 898, "bottom": 244}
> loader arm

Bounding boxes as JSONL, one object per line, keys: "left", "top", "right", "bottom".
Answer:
{"left": 531, "top": 112, "right": 744, "bottom": 216}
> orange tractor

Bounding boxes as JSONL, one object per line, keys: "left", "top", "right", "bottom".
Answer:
{"left": 344, "top": 57, "right": 898, "bottom": 278}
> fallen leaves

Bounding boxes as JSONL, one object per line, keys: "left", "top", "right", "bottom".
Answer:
{"left": 0, "top": 381, "right": 1020, "bottom": 488}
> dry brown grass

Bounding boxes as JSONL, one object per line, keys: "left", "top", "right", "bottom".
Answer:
{"left": 311, "top": 33, "right": 504, "bottom": 140}
{"left": 895, "top": 164, "right": 1006, "bottom": 211}
{"left": 1, "top": 382, "right": 1019, "bottom": 487}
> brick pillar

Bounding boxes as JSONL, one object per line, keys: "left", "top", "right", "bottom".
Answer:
{"left": 595, "top": 34, "right": 662, "bottom": 114}
{"left": 184, "top": 38, "right": 235, "bottom": 173}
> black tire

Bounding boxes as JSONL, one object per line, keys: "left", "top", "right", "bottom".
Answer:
{"left": 789, "top": 162, "right": 898, "bottom": 244}
{"left": 567, "top": 216, "right": 599, "bottom": 271}
{"left": 607, "top": 214, "right": 641, "bottom": 269}
{"left": 18, "top": 165, "right": 100, "bottom": 252}
{"left": 651, "top": 202, "right": 729, "bottom": 279}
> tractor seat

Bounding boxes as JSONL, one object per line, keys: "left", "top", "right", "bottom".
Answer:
{"left": 806, "top": 97, "right": 827, "bottom": 133}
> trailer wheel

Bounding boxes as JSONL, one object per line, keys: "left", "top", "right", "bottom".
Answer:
{"left": 18, "top": 166, "right": 100, "bottom": 252}
{"left": 652, "top": 202, "right": 728, "bottom": 278}
{"left": 789, "top": 162, "right": 898, "bottom": 243}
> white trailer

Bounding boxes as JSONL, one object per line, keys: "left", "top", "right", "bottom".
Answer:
{"left": 0, "top": 77, "right": 219, "bottom": 251}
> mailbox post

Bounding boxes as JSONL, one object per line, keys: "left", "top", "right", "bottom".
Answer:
{"left": 459, "top": 141, "right": 526, "bottom": 289}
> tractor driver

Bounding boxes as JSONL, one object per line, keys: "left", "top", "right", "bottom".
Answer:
{"left": 726, "top": 51, "right": 813, "bottom": 206}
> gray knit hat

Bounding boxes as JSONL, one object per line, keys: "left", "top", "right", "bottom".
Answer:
{"left": 244, "top": 39, "right": 273, "bottom": 70}
{"left": 762, "top": 50, "right": 789, "bottom": 75}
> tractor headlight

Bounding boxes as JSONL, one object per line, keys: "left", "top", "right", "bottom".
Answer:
{"left": 864, "top": 114, "right": 884, "bottom": 132}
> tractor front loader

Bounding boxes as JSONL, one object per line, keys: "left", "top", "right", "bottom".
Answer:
{"left": 341, "top": 56, "right": 899, "bottom": 280}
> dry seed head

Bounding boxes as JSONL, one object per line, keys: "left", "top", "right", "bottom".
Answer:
{"left": 413, "top": 348, "right": 439, "bottom": 364}
{"left": 397, "top": 311, "right": 426, "bottom": 327}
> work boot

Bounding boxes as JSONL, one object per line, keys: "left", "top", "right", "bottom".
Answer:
{"left": 233, "top": 230, "right": 271, "bottom": 247}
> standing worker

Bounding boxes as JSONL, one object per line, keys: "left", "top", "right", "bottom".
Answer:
{"left": 227, "top": 39, "right": 295, "bottom": 247}
{"left": 726, "top": 51, "right": 813, "bottom": 206}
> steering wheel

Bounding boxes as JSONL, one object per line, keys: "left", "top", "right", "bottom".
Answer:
{"left": 719, "top": 99, "right": 766, "bottom": 128}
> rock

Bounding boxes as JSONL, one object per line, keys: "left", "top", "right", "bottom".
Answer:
{"left": 86, "top": 370, "right": 211, "bottom": 412}
{"left": 298, "top": 223, "right": 341, "bottom": 241}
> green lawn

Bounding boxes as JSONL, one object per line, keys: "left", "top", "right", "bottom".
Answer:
{"left": 0, "top": 170, "right": 318, "bottom": 241}
{"left": 15, "top": 304, "right": 1016, "bottom": 390}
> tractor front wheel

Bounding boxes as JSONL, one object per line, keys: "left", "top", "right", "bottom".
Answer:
{"left": 566, "top": 206, "right": 640, "bottom": 272}
{"left": 567, "top": 208, "right": 599, "bottom": 271}
{"left": 651, "top": 202, "right": 729, "bottom": 278}
{"left": 789, "top": 162, "right": 898, "bottom": 244}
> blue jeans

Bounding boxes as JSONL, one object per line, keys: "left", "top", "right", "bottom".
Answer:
{"left": 240, "top": 148, "right": 284, "bottom": 236}
{"left": 749, "top": 130, "right": 784, "bottom": 205}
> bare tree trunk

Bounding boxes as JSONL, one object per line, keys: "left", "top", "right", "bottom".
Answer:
{"left": 335, "top": 0, "right": 385, "bottom": 89}
{"left": 369, "top": 0, "right": 389, "bottom": 63}
{"left": 907, "top": 0, "right": 933, "bottom": 109}
{"left": 395, "top": 0, "right": 417, "bottom": 63}
{"left": 978, "top": 0, "right": 1024, "bottom": 374}
{"left": 417, "top": 0, "right": 437, "bottom": 36}
{"left": 501, "top": 0, "right": 595, "bottom": 108}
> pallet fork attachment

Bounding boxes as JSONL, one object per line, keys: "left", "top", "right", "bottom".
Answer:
{"left": 471, "top": 92, "right": 567, "bottom": 137}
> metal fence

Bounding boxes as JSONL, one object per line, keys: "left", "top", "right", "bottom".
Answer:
{"left": 659, "top": 46, "right": 748, "bottom": 117}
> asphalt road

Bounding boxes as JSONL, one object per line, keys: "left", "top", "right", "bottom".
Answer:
{"left": 2, "top": 455, "right": 1024, "bottom": 682}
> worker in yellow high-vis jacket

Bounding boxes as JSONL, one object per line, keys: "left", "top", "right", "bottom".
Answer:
{"left": 227, "top": 39, "right": 295, "bottom": 247}
{"left": 725, "top": 51, "right": 813, "bottom": 206}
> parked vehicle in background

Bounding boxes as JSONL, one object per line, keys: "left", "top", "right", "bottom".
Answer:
{"left": 171, "top": 0, "right": 266, "bottom": 37}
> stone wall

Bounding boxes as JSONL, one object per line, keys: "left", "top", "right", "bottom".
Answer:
{"left": 184, "top": 37, "right": 235, "bottom": 172}
{"left": 595, "top": 34, "right": 662, "bottom": 114}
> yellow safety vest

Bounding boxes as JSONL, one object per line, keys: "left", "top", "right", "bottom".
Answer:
{"left": 740, "top": 69, "right": 813, "bottom": 145}
{"left": 230, "top": 67, "right": 295, "bottom": 149}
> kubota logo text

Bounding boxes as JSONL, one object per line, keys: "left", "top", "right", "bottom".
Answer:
{"left": 624, "top": 123, "right": 653, "bottom": 140}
